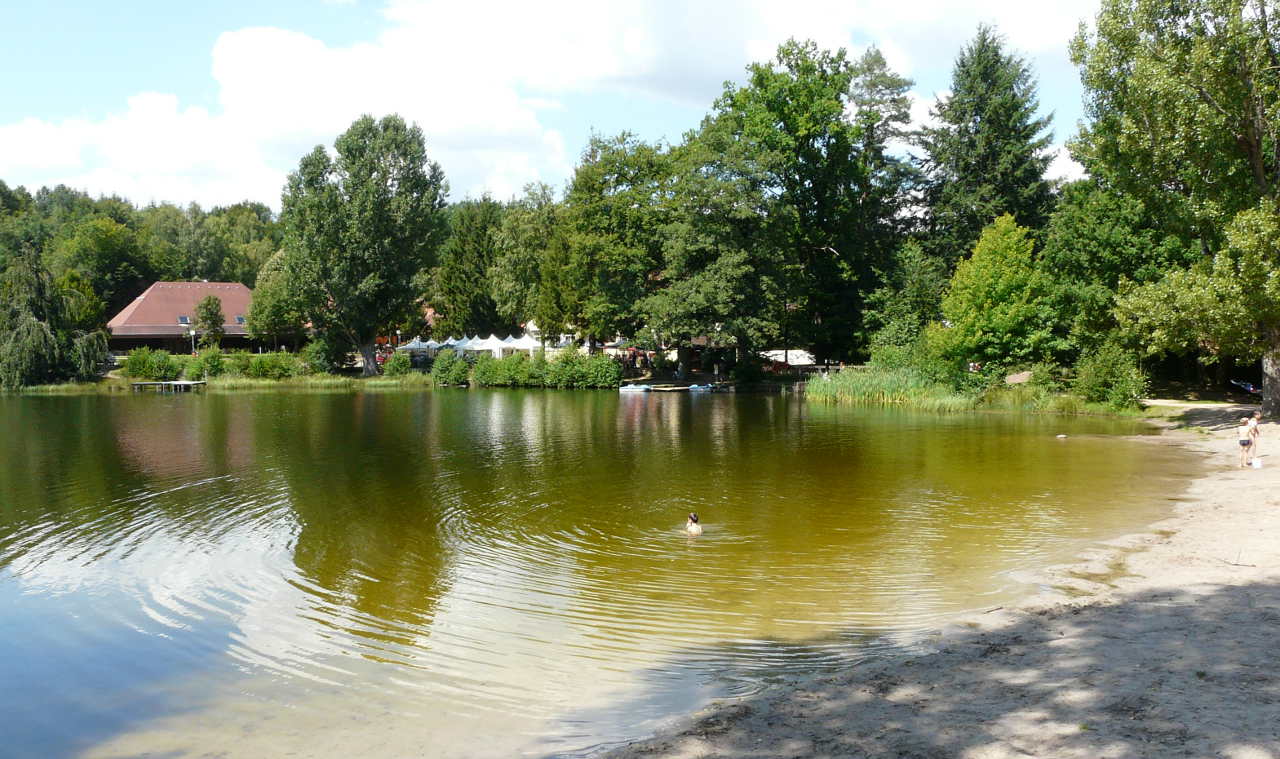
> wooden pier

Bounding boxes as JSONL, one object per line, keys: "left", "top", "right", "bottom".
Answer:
{"left": 130, "top": 381, "right": 207, "bottom": 393}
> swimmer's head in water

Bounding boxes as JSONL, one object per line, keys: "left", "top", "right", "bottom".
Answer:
{"left": 688, "top": 512, "right": 699, "bottom": 523}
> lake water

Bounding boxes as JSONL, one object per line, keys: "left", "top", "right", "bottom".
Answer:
{"left": 0, "top": 391, "right": 1197, "bottom": 758}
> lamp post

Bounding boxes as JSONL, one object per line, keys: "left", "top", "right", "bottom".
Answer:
{"left": 188, "top": 328, "right": 197, "bottom": 354}
{"left": 395, "top": 329, "right": 401, "bottom": 347}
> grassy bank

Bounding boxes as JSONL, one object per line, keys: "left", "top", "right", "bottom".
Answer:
{"left": 805, "top": 366, "right": 1139, "bottom": 416}
{"left": 16, "top": 372, "right": 436, "bottom": 395}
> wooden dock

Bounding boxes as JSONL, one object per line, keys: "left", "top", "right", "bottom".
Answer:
{"left": 130, "top": 381, "right": 207, "bottom": 393}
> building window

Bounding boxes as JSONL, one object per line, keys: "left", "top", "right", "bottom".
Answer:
{"left": 178, "top": 315, "right": 190, "bottom": 325}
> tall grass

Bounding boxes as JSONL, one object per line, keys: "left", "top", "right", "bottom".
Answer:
{"left": 20, "top": 379, "right": 132, "bottom": 395}
{"left": 206, "top": 374, "right": 359, "bottom": 392}
{"left": 806, "top": 366, "right": 1122, "bottom": 416}
{"left": 806, "top": 366, "right": 977, "bottom": 411}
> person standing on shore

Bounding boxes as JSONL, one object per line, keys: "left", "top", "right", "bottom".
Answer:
{"left": 1239, "top": 417, "right": 1255, "bottom": 467}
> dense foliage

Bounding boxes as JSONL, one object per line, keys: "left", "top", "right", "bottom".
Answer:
{"left": 919, "top": 25, "right": 1054, "bottom": 264}
{"left": 468, "top": 351, "right": 622, "bottom": 389}
{"left": 6, "top": 8, "right": 1278, "bottom": 409}
{"left": 195, "top": 295, "right": 225, "bottom": 347}
{"left": 1072, "top": 0, "right": 1280, "bottom": 411}
{"left": 0, "top": 248, "right": 110, "bottom": 389}
{"left": 124, "top": 347, "right": 310, "bottom": 381}
{"left": 277, "top": 115, "right": 449, "bottom": 376}
{"left": 0, "top": 179, "right": 280, "bottom": 388}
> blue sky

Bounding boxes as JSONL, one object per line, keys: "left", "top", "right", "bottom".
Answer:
{"left": 0, "top": 0, "right": 1096, "bottom": 210}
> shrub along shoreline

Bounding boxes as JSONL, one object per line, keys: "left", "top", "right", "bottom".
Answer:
{"left": 805, "top": 360, "right": 1147, "bottom": 416}
{"left": 27, "top": 346, "right": 1146, "bottom": 416}
{"left": 18, "top": 345, "right": 627, "bottom": 394}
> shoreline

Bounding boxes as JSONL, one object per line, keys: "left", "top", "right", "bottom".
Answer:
{"left": 602, "top": 406, "right": 1280, "bottom": 758}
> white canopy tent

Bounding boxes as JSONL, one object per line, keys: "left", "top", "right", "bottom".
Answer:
{"left": 506, "top": 334, "right": 544, "bottom": 353}
{"left": 430, "top": 333, "right": 553, "bottom": 358}
{"left": 465, "top": 334, "right": 507, "bottom": 358}
{"left": 396, "top": 336, "right": 430, "bottom": 352}
{"left": 762, "top": 349, "right": 817, "bottom": 367}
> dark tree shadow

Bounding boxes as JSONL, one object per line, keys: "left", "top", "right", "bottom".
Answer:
{"left": 1166, "top": 404, "right": 1259, "bottom": 431}
{"left": 587, "top": 582, "right": 1280, "bottom": 758}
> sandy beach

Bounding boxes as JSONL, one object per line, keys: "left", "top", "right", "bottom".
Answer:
{"left": 603, "top": 405, "right": 1280, "bottom": 759}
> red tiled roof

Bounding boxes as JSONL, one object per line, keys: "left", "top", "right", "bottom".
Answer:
{"left": 107, "top": 282, "right": 253, "bottom": 337}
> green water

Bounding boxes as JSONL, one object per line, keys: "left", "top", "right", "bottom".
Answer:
{"left": 0, "top": 391, "right": 1196, "bottom": 758}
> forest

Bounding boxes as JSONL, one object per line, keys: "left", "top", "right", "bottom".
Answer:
{"left": 2, "top": 1, "right": 1279, "bottom": 411}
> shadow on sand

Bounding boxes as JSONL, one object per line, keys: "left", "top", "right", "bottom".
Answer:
{"left": 1165, "top": 403, "right": 1260, "bottom": 432}
{"left": 589, "top": 581, "right": 1280, "bottom": 758}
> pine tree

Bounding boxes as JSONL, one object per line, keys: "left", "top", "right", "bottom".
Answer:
{"left": 431, "top": 197, "right": 513, "bottom": 338}
{"left": 919, "top": 25, "right": 1054, "bottom": 265}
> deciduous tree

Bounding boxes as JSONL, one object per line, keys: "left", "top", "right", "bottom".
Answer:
{"left": 1073, "top": 0, "right": 1280, "bottom": 410}
{"left": 195, "top": 294, "right": 225, "bottom": 348}
{"left": 280, "top": 114, "right": 448, "bottom": 375}
{"left": 934, "top": 215, "right": 1063, "bottom": 367}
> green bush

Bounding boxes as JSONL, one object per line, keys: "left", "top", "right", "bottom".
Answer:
{"left": 583, "top": 354, "right": 622, "bottom": 387}
{"left": 1025, "top": 361, "right": 1066, "bottom": 392}
{"left": 185, "top": 348, "right": 225, "bottom": 380}
{"left": 122, "top": 347, "right": 184, "bottom": 381}
{"left": 301, "top": 337, "right": 350, "bottom": 375}
{"left": 431, "top": 349, "right": 471, "bottom": 386}
{"left": 867, "top": 342, "right": 913, "bottom": 370}
{"left": 244, "top": 352, "right": 303, "bottom": 380}
{"left": 1073, "top": 344, "right": 1149, "bottom": 410}
{"left": 471, "top": 354, "right": 500, "bottom": 386}
{"left": 870, "top": 330, "right": 965, "bottom": 388}
{"left": 225, "top": 350, "right": 253, "bottom": 376}
{"left": 547, "top": 351, "right": 588, "bottom": 388}
{"left": 383, "top": 351, "right": 412, "bottom": 377}
{"left": 500, "top": 354, "right": 532, "bottom": 386}
{"left": 527, "top": 351, "right": 550, "bottom": 386}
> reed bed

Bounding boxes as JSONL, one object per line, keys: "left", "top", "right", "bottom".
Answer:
{"left": 806, "top": 366, "right": 1128, "bottom": 416}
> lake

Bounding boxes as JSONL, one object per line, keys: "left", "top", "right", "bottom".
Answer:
{"left": 0, "top": 390, "right": 1196, "bottom": 758}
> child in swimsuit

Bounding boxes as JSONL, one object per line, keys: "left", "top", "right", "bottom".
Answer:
{"left": 1239, "top": 417, "right": 1254, "bottom": 467}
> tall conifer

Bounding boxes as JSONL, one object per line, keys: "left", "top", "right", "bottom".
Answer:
{"left": 919, "top": 25, "right": 1054, "bottom": 265}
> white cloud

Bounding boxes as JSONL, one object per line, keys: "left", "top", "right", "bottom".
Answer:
{"left": 0, "top": 0, "right": 1099, "bottom": 210}
{"left": 1047, "top": 146, "right": 1086, "bottom": 183}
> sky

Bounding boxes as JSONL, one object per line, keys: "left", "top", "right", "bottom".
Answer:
{"left": 0, "top": 0, "right": 1099, "bottom": 212}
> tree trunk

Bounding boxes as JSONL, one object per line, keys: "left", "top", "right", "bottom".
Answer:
{"left": 360, "top": 340, "right": 379, "bottom": 377}
{"left": 1263, "top": 346, "right": 1280, "bottom": 418}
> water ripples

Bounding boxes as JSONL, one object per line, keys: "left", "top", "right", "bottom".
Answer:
{"left": 0, "top": 392, "right": 1201, "bottom": 757}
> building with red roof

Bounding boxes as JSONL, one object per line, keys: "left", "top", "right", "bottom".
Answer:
{"left": 107, "top": 282, "right": 253, "bottom": 352}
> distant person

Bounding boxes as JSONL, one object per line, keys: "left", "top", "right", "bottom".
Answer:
{"left": 1250, "top": 410, "right": 1263, "bottom": 462}
{"left": 1239, "top": 417, "right": 1254, "bottom": 467}
{"left": 685, "top": 512, "right": 702, "bottom": 536}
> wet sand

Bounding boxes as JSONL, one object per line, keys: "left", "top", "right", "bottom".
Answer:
{"left": 603, "top": 408, "right": 1280, "bottom": 759}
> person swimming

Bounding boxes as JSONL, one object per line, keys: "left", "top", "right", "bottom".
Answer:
{"left": 685, "top": 512, "right": 703, "bottom": 536}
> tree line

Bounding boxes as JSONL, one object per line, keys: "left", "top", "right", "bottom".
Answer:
{"left": 0, "top": 182, "right": 281, "bottom": 387}
{"left": 4, "top": 1, "right": 1280, "bottom": 410}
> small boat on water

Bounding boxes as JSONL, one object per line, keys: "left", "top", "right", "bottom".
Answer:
{"left": 619, "top": 384, "right": 652, "bottom": 392}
